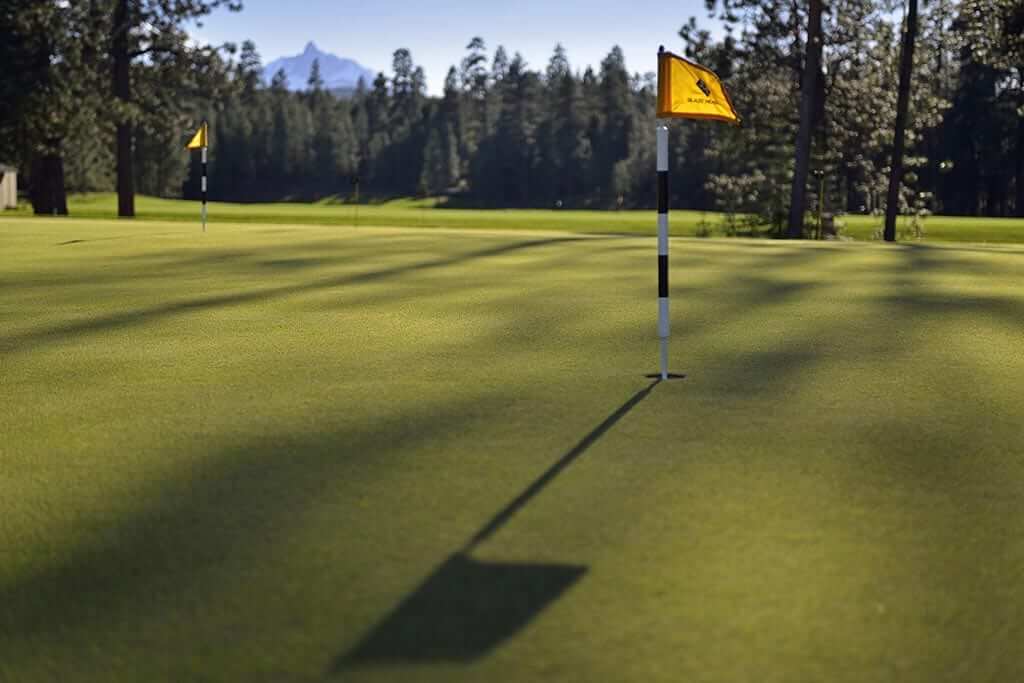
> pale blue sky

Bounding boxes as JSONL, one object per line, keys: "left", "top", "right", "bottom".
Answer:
{"left": 190, "top": 0, "right": 718, "bottom": 94}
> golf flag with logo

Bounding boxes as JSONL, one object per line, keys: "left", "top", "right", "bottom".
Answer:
{"left": 186, "top": 122, "right": 208, "bottom": 150}
{"left": 657, "top": 51, "right": 741, "bottom": 125}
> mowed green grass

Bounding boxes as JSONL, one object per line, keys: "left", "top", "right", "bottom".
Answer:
{"left": 16, "top": 192, "right": 1024, "bottom": 243}
{"left": 2, "top": 214, "right": 1024, "bottom": 682}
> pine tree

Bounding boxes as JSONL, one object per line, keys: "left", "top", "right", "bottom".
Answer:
{"left": 270, "top": 69, "right": 291, "bottom": 180}
{"left": 459, "top": 37, "right": 490, "bottom": 170}
{"left": 596, "top": 47, "right": 633, "bottom": 206}
{"left": 1, "top": 0, "right": 107, "bottom": 214}
{"left": 884, "top": 0, "right": 919, "bottom": 241}
{"left": 788, "top": 0, "right": 824, "bottom": 238}
{"left": 108, "top": 0, "right": 243, "bottom": 217}
{"left": 307, "top": 58, "right": 324, "bottom": 92}
{"left": 419, "top": 127, "right": 444, "bottom": 195}
{"left": 957, "top": 0, "right": 1024, "bottom": 215}
{"left": 440, "top": 68, "right": 463, "bottom": 190}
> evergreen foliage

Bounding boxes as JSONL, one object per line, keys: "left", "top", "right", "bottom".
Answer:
{"left": 1, "top": 3, "right": 1021, "bottom": 217}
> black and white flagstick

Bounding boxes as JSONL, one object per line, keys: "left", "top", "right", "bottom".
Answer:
{"left": 201, "top": 121, "right": 208, "bottom": 233}
{"left": 656, "top": 122, "right": 670, "bottom": 380}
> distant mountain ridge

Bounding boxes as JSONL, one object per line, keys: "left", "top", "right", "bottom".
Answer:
{"left": 263, "top": 42, "right": 376, "bottom": 93}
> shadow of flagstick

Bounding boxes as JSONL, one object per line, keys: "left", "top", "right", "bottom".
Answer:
{"left": 461, "top": 378, "right": 663, "bottom": 554}
{"left": 336, "top": 378, "right": 662, "bottom": 669}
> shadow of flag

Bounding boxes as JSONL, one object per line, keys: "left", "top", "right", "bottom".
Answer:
{"left": 341, "top": 553, "right": 585, "bottom": 665}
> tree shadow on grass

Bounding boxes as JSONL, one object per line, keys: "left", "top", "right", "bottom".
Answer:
{"left": 0, "top": 393, "right": 516, "bottom": 656}
{"left": 0, "top": 236, "right": 583, "bottom": 355}
{"left": 873, "top": 245, "right": 1024, "bottom": 328}
{"left": 334, "top": 379, "right": 659, "bottom": 669}
{"left": 896, "top": 242, "right": 1024, "bottom": 276}
{"left": 12, "top": 239, "right": 449, "bottom": 294}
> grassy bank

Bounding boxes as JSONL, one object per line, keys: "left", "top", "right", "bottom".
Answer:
{"left": 9, "top": 192, "right": 1024, "bottom": 243}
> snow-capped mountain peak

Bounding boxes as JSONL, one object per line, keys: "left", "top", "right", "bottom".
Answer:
{"left": 263, "top": 43, "right": 376, "bottom": 93}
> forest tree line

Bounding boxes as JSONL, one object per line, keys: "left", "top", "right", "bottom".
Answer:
{"left": 1, "top": 0, "right": 1022, "bottom": 230}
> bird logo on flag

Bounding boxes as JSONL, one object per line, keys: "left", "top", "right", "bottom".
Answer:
{"left": 657, "top": 49, "right": 741, "bottom": 125}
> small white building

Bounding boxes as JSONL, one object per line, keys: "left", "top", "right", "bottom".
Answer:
{"left": 0, "top": 164, "right": 16, "bottom": 209}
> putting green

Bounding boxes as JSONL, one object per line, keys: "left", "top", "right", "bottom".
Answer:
{"left": 2, "top": 216, "right": 1023, "bottom": 682}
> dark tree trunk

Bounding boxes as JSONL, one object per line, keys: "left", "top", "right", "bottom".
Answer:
{"left": 884, "top": 0, "right": 919, "bottom": 242}
{"left": 30, "top": 152, "right": 69, "bottom": 216}
{"left": 989, "top": 173, "right": 1007, "bottom": 216}
{"left": 112, "top": 0, "right": 134, "bottom": 218}
{"left": 1017, "top": 105, "right": 1024, "bottom": 217}
{"left": 845, "top": 167, "right": 860, "bottom": 214}
{"left": 787, "top": 0, "right": 823, "bottom": 239}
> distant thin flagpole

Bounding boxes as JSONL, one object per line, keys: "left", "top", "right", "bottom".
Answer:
{"left": 201, "top": 120, "right": 208, "bottom": 233}
{"left": 353, "top": 176, "right": 360, "bottom": 228}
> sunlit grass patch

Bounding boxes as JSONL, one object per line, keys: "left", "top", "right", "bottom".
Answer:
{"left": 2, "top": 217, "right": 1023, "bottom": 682}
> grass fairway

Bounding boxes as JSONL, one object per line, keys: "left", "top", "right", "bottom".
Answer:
{"left": 2, "top": 215, "right": 1024, "bottom": 682}
{"left": 16, "top": 192, "right": 1024, "bottom": 243}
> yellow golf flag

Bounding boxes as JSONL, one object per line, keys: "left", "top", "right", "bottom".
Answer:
{"left": 185, "top": 122, "right": 208, "bottom": 150}
{"left": 657, "top": 51, "right": 741, "bottom": 125}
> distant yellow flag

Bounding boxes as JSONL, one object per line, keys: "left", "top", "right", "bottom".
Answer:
{"left": 657, "top": 51, "right": 741, "bottom": 125}
{"left": 186, "top": 122, "right": 208, "bottom": 150}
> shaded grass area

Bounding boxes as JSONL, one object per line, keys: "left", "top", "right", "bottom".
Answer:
{"left": 2, "top": 217, "right": 1024, "bottom": 682}
{"left": 10, "top": 193, "right": 716, "bottom": 236}
{"left": 10, "top": 192, "right": 1024, "bottom": 243}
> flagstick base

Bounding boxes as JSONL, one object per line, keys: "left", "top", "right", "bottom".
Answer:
{"left": 663, "top": 339, "right": 671, "bottom": 382}
{"left": 644, "top": 339, "right": 685, "bottom": 381}
{"left": 660, "top": 338, "right": 668, "bottom": 380}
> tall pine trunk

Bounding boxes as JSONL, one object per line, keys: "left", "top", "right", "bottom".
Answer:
{"left": 1016, "top": 101, "right": 1024, "bottom": 217}
{"left": 787, "top": 0, "right": 823, "bottom": 239}
{"left": 112, "top": 0, "right": 134, "bottom": 218}
{"left": 30, "top": 149, "right": 69, "bottom": 216}
{"left": 884, "top": 0, "right": 919, "bottom": 242}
